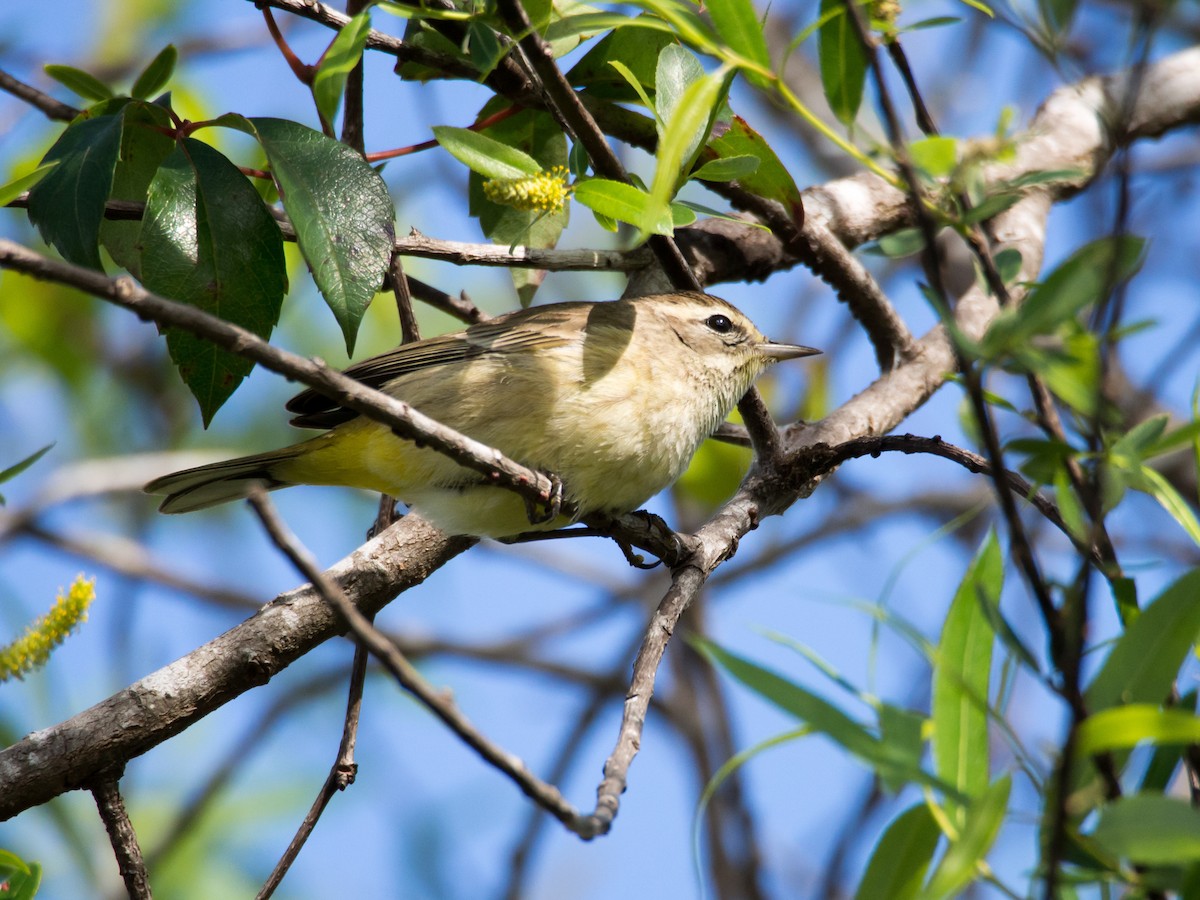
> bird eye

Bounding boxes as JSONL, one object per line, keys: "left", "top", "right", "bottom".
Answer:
{"left": 705, "top": 314, "right": 733, "bottom": 334}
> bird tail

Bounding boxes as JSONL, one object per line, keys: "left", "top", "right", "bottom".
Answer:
{"left": 145, "top": 447, "right": 305, "bottom": 514}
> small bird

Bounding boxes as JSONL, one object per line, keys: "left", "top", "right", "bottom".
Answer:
{"left": 146, "top": 292, "right": 819, "bottom": 537}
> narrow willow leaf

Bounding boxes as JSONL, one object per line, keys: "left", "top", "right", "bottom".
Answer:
{"left": 818, "top": 0, "right": 867, "bottom": 126}
{"left": 572, "top": 178, "right": 673, "bottom": 235}
{"left": 932, "top": 531, "right": 1000, "bottom": 828}
{"left": 1085, "top": 569, "right": 1200, "bottom": 712}
{"left": 243, "top": 117, "right": 394, "bottom": 354}
{"left": 650, "top": 66, "right": 728, "bottom": 209}
{"left": 131, "top": 45, "right": 177, "bottom": 99}
{"left": 44, "top": 63, "right": 113, "bottom": 101}
{"left": 690, "top": 154, "right": 759, "bottom": 182}
{"left": 313, "top": 11, "right": 372, "bottom": 126}
{"left": 141, "top": 139, "right": 287, "bottom": 424}
{"left": 0, "top": 444, "right": 54, "bottom": 505}
{"left": 1076, "top": 705, "right": 1200, "bottom": 757}
{"left": 921, "top": 775, "right": 1011, "bottom": 900}
{"left": 1090, "top": 795, "right": 1200, "bottom": 865}
{"left": 432, "top": 125, "right": 542, "bottom": 179}
{"left": 855, "top": 803, "right": 941, "bottom": 900}
{"left": 27, "top": 113, "right": 125, "bottom": 269}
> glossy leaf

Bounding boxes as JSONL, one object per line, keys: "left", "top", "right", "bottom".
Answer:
{"left": 818, "top": 0, "right": 867, "bottom": 126}
{"left": 654, "top": 43, "right": 704, "bottom": 144}
{"left": 44, "top": 63, "right": 113, "bottom": 101}
{"left": 921, "top": 776, "right": 1011, "bottom": 900}
{"left": 650, "top": 65, "right": 728, "bottom": 208}
{"left": 572, "top": 178, "right": 673, "bottom": 236}
{"left": 1089, "top": 795, "right": 1200, "bottom": 865}
{"left": 27, "top": 113, "right": 125, "bottom": 269}
{"left": 433, "top": 125, "right": 542, "bottom": 179}
{"left": 140, "top": 139, "right": 287, "bottom": 424}
{"left": 855, "top": 803, "right": 941, "bottom": 900}
{"left": 933, "top": 531, "right": 1000, "bottom": 827}
{"left": 706, "top": 115, "right": 805, "bottom": 223}
{"left": 1085, "top": 569, "right": 1200, "bottom": 712}
{"left": 131, "top": 45, "right": 177, "bottom": 99}
{"left": 313, "top": 11, "right": 372, "bottom": 126}
{"left": 241, "top": 116, "right": 394, "bottom": 354}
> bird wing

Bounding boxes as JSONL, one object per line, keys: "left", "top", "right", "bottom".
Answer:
{"left": 285, "top": 305, "right": 586, "bottom": 429}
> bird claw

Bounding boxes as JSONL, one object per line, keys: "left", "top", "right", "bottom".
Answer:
{"left": 523, "top": 473, "right": 564, "bottom": 526}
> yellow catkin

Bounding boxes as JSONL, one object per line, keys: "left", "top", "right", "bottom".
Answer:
{"left": 482, "top": 166, "right": 571, "bottom": 213}
{"left": 0, "top": 574, "right": 95, "bottom": 681}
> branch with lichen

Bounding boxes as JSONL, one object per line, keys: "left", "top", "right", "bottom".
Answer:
{"left": 0, "top": 574, "right": 95, "bottom": 681}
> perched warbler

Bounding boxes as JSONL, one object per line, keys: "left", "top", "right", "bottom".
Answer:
{"left": 146, "top": 292, "right": 819, "bottom": 537}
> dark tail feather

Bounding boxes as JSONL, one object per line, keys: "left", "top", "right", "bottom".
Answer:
{"left": 145, "top": 450, "right": 300, "bottom": 514}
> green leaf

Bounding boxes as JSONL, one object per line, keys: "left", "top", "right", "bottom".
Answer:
{"left": 0, "top": 443, "right": 54, "bottom": 505}
{"left": 818, "top": 0, "right": 867, "bottom": 126}
{"left": 1086, "top": 569, "right": 1200, "bottom": 712}
{"left": 140, "top": 139, "right": 287, "bottom": 424}
{"left": 607, "top": 59, "right": 659, "bottom": 118}
{"left": 27, "top": 113, "right": 125, "bottom": 269}
{"left": 873, "top": 228, "right": 925, "bottom": 259}
{"left": 98, "top": 101, "right": 176, "bottom": 277}
{"left": 1129, "top": 465, "right": 1200, "bottom": 546}
{"left": 981, "top": 236, "right": 1146, "bottom": 357}
{"left": 131, "top": 45, "right": 178, "bottom": 99}
{"left": 0, "top": 162, "right": 59, "bottom": 207}
{"left": 313, "top": 11, "right": 372, "bottom": 127}
{"left": 467, "top": 105, "right": 569, "bottom": 306}
{"left": 0, "top": 857, "right": 41, "bottom": 900}
{"left": 910, "top": 136, "right": 958, "bottom": 178}
{"left": 921, "top": 775, "right": 1011, "bottom": 900}
{"left": 855, "top": 803, "right": 941, "bottom": 900}
{"left": 654, "top": 44, "right": 705, "bottom": 145}
{"left": 44, "top": 63, "right": 113, "bottom": 101}
{"left": 242, "top": 117, "right": 394, "bottom": 355}
{"left": 705, "top": 114, "right": 804, "bottom": 223}
{"left": 466, "top": 20, "right": 505, "bottom": 77}
{"left": 572, "top": 178, "right": 673, "bottom": 235}
{"left": 690, "top": 154, "right": 759, "bottom": 182}
{"left": 704, "top": 0, "right": 770, "bottom": 72}
{"left": 933, "top": 531, "right": 1000, "bottom": 828}
{"left": 699, "top": 641, "right": 954, "bottom": 794}
{"left": 1076, "top": 705, "right": 1200, "bottom": 757}
{"left": 565, "top": 16, "right": 676, "bottom": 100}
{"left": 993, "top": 247, "right": 1022, "bottom": 284}
{"left": 432, "top": 125, "right": 542, "bottom": 180}
{"left": 650, "top": 65, "right": 729, "bottom": 208}
{"left": 1089, "top": 795, "right": 1200, "bottom": 865}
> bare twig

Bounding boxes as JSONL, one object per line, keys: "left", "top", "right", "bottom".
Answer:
{"left": 91, "top": 778, "right": 152, "bottom": 900}
{"left": 0, "top": 66, "right": 79, "bottom": 121}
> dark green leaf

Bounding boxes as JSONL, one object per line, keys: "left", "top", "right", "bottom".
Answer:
{"left": 466, "top": 20, "right": 505, "bottom": 77}
{"left": 1089, "top": 795, "right": 1200, "bottom": 865}
{"left": 933, "top": 531, "right": 1000, "bottom": 827}
{"left": 1086, "top": 569, "right": 1200, "bottom": 711}
{"left": 27, "top": 113, "right": 125, "bottom": 269}
{"left": 98, "top": 101, "right": 176, "bottom": 276}
{"left": 961, "top": 190, "right": 1020, "bottom": 225}
{"left": 818, "top": 0, "right": 867, "bottom": 126}
{"left": 705, "top": 114, "right": 804, "bottom": 223}
{"left": 131, "top": 45, "right": 178, "bottom": 99}
{"left": 898, "top": 16, "right": 962, "bottom": 32}
{"left": 140, "top": 139, "right": 287, "bottom": 424}
{"left": 44, "top": 63, "right": 113, "bottom": 101}
{"left": 245, "top": 117, "right": 394, "bottom": 354}
{"left": 313, "top": 12, "right": 372, "bottom": 126}
{"left": 565, "top": 16, "right": 676, "bottom": 100}
{"left": 854, "top": 803, "right": 941, "bottom": 900}
{"left": 993, "top": 247, "right": 1022, "bottom": 284}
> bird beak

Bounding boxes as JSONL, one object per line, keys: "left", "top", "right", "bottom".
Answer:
{"left": 758, "top": 341, "right": 822, "bottom": 361}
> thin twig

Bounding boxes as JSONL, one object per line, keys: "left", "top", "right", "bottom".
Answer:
{"left": 91, "top": 777, "right": 152, "bottom": 900}
{"left": 0, "top": 67, "right": 79, "bottom": 121}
